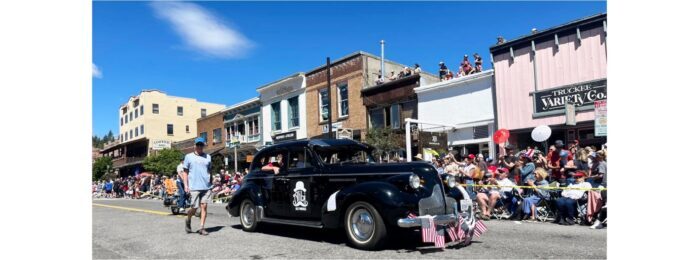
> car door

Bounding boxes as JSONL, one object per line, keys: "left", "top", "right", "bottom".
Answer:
{"left": 285, "top": 147, "right": 319, "bottom": 220}
{"left": 264, "top": 149, "right": 291, "bottom": 218}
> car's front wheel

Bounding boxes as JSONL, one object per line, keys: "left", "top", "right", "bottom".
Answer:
{"left": 344, "top": 201, "right": 387, "bottom": 250}
{"left": 239, "top": 199, "right": 258, "bottom": 232}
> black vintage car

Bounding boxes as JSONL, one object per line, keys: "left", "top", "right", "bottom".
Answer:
{"left": 225, "top": 139, "right": 476, "bottom": 250}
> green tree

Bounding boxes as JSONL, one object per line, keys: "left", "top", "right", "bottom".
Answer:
{"left": 365, "top": 127, "right": 401, "bottom": 162}
{"left": 142, "top": 148, "right": 183, "bottom": 177}
{"left": 211, "top": 154, "right": 226, "bottom": 175}
{"left": 92, "top": 157, "right": 112, "bottom": 181}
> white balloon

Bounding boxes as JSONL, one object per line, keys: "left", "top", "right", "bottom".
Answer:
{"left": 531, "top": 125, "right": 552, "bottom": 142}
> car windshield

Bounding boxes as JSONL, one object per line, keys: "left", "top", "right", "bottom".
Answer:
{"left": 314, "top": 145, "right": 376, "bottom": 165}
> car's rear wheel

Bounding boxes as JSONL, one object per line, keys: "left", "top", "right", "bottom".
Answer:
{"left": 170, "top": 206, "right": 179, "bottom": 215}
{"left": 344, "top": 201, "right": 387, "bottom": 250}
{"left": 239, "top": 199, "right": 258, "bottom": 232}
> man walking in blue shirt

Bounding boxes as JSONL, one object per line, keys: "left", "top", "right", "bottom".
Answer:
{"left": 182, "top": 137, "right": 213, "bottom": 235}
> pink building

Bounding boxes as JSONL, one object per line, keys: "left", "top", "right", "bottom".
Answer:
{"left": 490, "top": 13, "right": 607, "bottom": 152}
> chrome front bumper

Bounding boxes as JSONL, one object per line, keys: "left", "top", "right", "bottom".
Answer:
{"left": 397, "top": 212, "right": 470, "bottom": 228}
{"left": 397, "top": 192, "right": 475, "bottom": 228}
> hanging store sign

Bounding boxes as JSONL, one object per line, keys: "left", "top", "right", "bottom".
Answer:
{"left": 151, "top": 140, "right": 171, "bottom": 150}
{"left": 532, "top": 79, "right": 607, "bottom": 115}
{"left": 594, "top": 100, "right": 607, "bottom": 136}
{"left": 418, "top": 132, "right": 447, "bottom": 150}
{"left": 273, "top": 131, "right": 297, "bottom": 143}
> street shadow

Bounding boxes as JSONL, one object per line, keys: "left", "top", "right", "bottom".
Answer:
{"left": 230, "top": 223, "right": 345, "bottom": 244}
{"left": 203, "top": 226, "right": 225, "bottom": 234}
{"left": 229, "top": 223, "right": 477, "bottom": 253}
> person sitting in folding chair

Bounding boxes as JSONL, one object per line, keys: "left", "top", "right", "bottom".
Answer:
{"left": 476, "top": 167, "right": 515, "bottom": 220}
{"left": 522, "top": 167, "right": 550, "bottom": 222}
{"left": 555, "top": 171, "right": 591, "bottom": 225}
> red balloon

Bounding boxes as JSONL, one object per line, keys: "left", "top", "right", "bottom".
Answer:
{"left": 493, "top": 129, "right": 510, "bottom": 144}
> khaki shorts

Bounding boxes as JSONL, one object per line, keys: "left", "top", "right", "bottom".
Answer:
{"left": 189, "top": 190, "right": 212, "bottom": 209}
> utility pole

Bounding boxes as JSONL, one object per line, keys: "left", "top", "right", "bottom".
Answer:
{"left": 326, "top": 57, "right": 333, "bottom": 139}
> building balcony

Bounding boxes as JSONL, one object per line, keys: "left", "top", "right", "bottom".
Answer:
{"left": 113, "top": 156, "right": 146, "bottom": 168}
{"left": 230, "top": 134, "right": 261, "bottom": 144}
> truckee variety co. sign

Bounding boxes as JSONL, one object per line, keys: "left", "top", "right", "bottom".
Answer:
{"left": 532, "top": 79, "right": 607, "bottom": 114}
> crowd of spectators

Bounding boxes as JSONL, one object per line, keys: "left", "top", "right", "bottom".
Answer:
{"left": 375, "top": 63, "right": 422, "bottom": 85}
{"left": 92, "top": 169, "right": 248, "bottom": 204}
{"left": 438, "top": 53, "right": 484, "bottom": 82}
{"left": 426, "top": 140, "right": 607, "bottom": 229}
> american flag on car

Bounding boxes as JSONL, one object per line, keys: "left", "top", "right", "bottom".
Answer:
{"left": 474, "top": 220, "right": 488, "bottom": 238}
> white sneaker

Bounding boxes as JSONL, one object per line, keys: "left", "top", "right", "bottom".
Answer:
{"left": 179, "top": 208, "right": 185, "bottom": 213}
{"left": 590, "top": 220, "right": 603, "bottom": 229}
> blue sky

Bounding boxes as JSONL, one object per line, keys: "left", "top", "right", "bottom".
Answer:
{"left": 93, "top": 1, "right": 606, "bottom": 136}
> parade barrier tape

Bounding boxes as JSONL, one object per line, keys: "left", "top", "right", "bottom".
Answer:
{"left": 460, "top": 183, "right": 607, "bottom": 191}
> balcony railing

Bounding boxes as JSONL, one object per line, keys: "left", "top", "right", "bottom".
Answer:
{"left": 113, "top": 156, "right": 146, "bottom": 168}
{"left": 230, "top": 134, "right": 261, "bottom": 144}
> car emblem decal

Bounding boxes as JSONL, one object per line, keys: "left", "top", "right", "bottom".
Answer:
{"left": 292, "top": 181, "right": 309, "bottom": 211}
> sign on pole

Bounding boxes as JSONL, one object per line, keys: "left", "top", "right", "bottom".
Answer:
{"left": 594, "top": 100, "right": 607, "bottom": 136}
{"left": 565, "top": 102, "right": 576, "bottom": 126}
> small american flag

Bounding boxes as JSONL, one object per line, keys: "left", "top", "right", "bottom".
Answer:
{"left": 421, "top": 218, "right": 435, "bottom": 243}
{"left": 457, "top": 214, "right": 466, "bottom": 240}
{"left": 434, "top": 226, "right": 446, "bottom": 248}
{"left": 474, "top": 220, "right": 488, "bottom": 238}
{"left": 447, "top": 222, "right": 458, "bottom": 242}
{"left": 448, "top": 214, "right": 467, "bottom": 242}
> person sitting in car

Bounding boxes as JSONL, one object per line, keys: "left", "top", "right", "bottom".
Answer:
{"left": 262, "top": 153, "right": 284, "bottom": 174}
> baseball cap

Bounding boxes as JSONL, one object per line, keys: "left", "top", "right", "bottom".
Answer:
{"left": 497, "top": 167, "right": 509, "bottom": 174}
{"left": 468, "top": 154, "right": 475, "bottom": 159}
{"left": 573, "top": 171, "right": 586, "bottom": 178}
{"left": 194, "top": 137, "right": 206, "bottom": 145}
{"left": 554, "top": 140, "right": 564, "bottom": 148}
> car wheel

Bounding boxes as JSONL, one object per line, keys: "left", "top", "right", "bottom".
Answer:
{"left": 344, "top": 201, "right": 387, "bottom": 250}
{"left": 239, "top": 199, "right": 258, "bottom": 232}
{"left": 171, "top": 206, "right": 179, "bottom": 215}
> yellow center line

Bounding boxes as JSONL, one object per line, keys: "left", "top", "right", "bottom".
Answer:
{"left": 93, "top": 203, "right": 184, "bottom": 217}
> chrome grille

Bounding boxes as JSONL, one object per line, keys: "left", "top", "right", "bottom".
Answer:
{"left": 418, "top": 184, "right": 447, "bottom": 215}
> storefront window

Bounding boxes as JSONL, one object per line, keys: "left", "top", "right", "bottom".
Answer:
{"left": 319, "top": 89, "right": 329, "bottom": 121}
{"left": 271, "top": 102, "right": 281, "bottom": 131}
{"left": 338, "top": 84, "right": 349, "bottom": 117}
{"left": 369, "top": 107, "right": 384, "bottom": 128}
{"left": 288, "top": 96, "right": 299, "bottom": 128}
{"left": 390, "top": 104, "right": 400, "bottom": 129}
{"left": 213, "top": 128, "right": 222, "bottom": 143}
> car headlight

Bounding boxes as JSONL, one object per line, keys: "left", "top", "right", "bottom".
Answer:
{"left": 409, "top": 174, "right": 421, "bottom": 189}
{"left": 446, "top": 175, "right": 456, "bottom": 188}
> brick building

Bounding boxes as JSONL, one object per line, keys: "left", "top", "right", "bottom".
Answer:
{"left": 305, "top": 51, "right": 407, "bottom": 140}
{"left": 196, "top": 111, "right": 226, "bottom": 155}
{"left": 362, "top": 72, "right": 439, "bottom": 160}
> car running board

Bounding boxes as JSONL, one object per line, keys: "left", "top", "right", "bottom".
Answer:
{"left": 260, "top": 217, "right": 324, "bottom": 228}
{"left": 255, "top": 206, "right": 323, "bottom": 228}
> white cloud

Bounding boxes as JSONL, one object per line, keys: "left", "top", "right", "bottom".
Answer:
{"left": 92, "top": 63, "right": 102, "bottom": 78}
{"left": 151, "top": 2, "right": 254, "bottom": 58}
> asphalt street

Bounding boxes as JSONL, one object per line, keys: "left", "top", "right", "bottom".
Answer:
{"left": 93, "top": 198, "right": 606, "bottom": 259}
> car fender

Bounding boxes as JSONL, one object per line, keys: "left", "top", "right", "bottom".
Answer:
{"left": 226, "top": 183, "right": 264, "bottom": 217}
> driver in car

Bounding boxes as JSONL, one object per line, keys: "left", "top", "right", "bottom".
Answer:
{"left": 262, "top": 153, "right": 284, "bottom": 174}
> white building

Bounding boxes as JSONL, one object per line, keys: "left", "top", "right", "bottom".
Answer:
{"left": 257, "top": 73, "right": 307, "bottom": 145}
{"left": 415, "top": 70, "right": 495, "bottom": 159}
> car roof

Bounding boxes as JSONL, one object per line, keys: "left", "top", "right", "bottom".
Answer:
{"left": 257, "top": 139, "right": 368, "bottom": 154}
